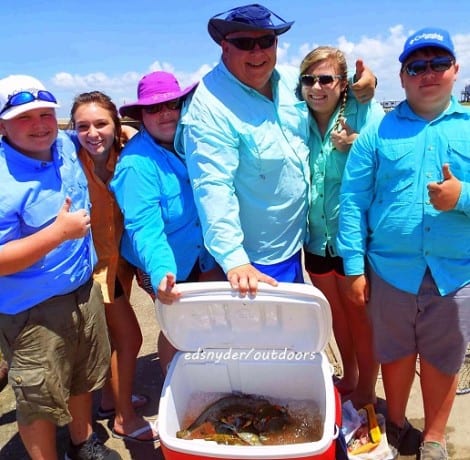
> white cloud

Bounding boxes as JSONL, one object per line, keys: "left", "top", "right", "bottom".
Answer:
{"left": 51, "top": 27, "right": 470, "bottom": 116}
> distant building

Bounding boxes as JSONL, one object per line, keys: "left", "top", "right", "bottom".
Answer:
{"left": 380, "top": 100, "right": 400, "bottom": 112}
{"left": 460, "top": 84, "right": 470, "bottom": 103}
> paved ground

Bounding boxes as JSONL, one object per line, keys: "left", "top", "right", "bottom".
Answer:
{"left": 1, "top": 281, "right": 469, "bottom": 459}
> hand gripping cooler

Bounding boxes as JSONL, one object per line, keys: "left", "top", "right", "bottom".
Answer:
{"left": 156, "top": 282, "right": 340, "bottom": 460}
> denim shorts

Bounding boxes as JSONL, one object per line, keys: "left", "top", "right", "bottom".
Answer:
{"left": 368, "top": 267, "right": 470, "bottom": 375}
{"left": 0, "top": 279, "right": 111, "bottom": 426}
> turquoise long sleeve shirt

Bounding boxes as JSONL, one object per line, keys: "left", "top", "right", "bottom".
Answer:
{"left": 176, "top": 62, "right": 310, "bottom": 273}
{"left": 306, "top": 96, "right": 384, "bottom": 257}
{"left": 110, "top": 128, "right": 214, "bottom": 290}
{"left": 338, "top": 97, "right": 470, "bottom": 295}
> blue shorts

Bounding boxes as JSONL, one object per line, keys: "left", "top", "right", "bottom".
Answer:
{"left": 368, "top": 267, "right": 470, "bottom": 375}
{"left": 252, "top": 251, "right": 304, "bottom": 283}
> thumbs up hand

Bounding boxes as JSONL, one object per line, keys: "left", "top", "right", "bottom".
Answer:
{"left": 351, "top": 59, "right": 376, "bottom": 104}
{"left": 331, "top": 118, "right": 358, "bottom": 153}
{"left": 427, "top": 163, "right": 461, "bottom": 211}
{"left": 52, "top": 197, "right": 91, "bottom": 241}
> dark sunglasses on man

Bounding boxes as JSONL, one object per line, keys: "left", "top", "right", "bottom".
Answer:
{"left": 403, "top": 56, "right": 454, "bottom": 76}
{"left": 224, "top": 34, "right": 276, "bottom": 51}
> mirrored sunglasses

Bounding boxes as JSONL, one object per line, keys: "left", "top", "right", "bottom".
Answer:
{"left": 404, "top": 56, "right": 454, "bottom": 76}
{"left": 300, "top": 74, "right": 343, "bottom": 86}
{"left": 0, "top": 90, "right": 57, "bottom": 115}
{"left": 143, "top": 98, "right": 182, "bottom": 114}
{"left": 224, "top": 34, "right": 276, "bottom": 51}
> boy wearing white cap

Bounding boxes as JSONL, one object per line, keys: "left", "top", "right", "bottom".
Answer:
{"left": 338, "top": 28, "right": 470, "bottom": 460}
{"left": 0, "top": 75, "right": 119, "bottom": 460}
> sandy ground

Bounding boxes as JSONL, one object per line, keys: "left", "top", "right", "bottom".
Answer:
{"left": 1, "top": 281, "right": 469, "bottom": 459}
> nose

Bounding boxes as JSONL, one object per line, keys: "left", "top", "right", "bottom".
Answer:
{"left": 87, "top": 125, "right": 100, "bottom": 137}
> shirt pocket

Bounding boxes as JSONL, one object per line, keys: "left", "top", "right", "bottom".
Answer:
{"left": 376, "top": 141, "right": 416, "bottom": 201}
{"left": 21, "top": 190, "right": 63, "bottom": 234}
{"left": 447, "top": 140, "right": 470, "bottom": 182}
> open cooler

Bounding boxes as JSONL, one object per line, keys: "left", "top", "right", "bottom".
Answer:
{"left": 156, "top": 281, "right": 341, "bottom": 459}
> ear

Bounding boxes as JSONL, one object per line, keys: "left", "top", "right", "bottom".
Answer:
{"left": 0, "top": 120, "right": 7, "bottom": 136}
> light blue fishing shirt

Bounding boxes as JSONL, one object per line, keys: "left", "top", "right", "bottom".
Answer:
{"left": 110, "top": 128, "right": 214, "bottom": 290}
{"left": 306, "top": 97, "right": 384, "bottom": 256}
{"left": 338, "top": 97, "right": 470, "bottom": 295}
{"left": 176, "top": 62, "right": 310, "bottom": 273}
{"left": 0, "top": 132, "right": 95, "bottom": 314}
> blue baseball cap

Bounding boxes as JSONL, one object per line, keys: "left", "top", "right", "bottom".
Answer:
{"left": 208, "top": 3, "right": 293, "bottom": 45}
{"left": 399, "top": 27, "right": 455, "bottom": 63}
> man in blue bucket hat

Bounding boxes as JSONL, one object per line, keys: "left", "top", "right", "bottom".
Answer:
{"left": 176, "top": 3, "right": 377, "bottom": 295}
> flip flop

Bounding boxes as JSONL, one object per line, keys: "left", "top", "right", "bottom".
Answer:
{"left": 96, "top": 393, "right": 149, "bottom": 419}
{"left": 112, "top": 419, "right": 159, "bottom": 443}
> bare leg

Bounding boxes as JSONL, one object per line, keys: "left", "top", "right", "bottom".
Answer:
{"left": 381, "top": 354, "right": 417, "bottom": 425}
{"left": 18, "top": 419, "right": 57, "bottom": 460}
{"left": 309, "top": 272, "right": 358, "bottom": 394}
{"left": 68, "top": 392, "right": 93, "bottom": 445}
{"left": 338, "top": 275, "right": 379, "bottom": 407}
{"left": 420, "top": 357, "right": 458, "bottom": 445}
{"left": 104, "top": 296, "right": 157, "bottom": 439}
{"left": 158, "top": 331, "right": 177, "bottom": 376}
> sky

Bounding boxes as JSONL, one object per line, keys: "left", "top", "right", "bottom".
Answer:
{"left": 3, "top": 0, "right": 470, "bottom": 118}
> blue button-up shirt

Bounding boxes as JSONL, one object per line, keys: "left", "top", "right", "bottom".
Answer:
{"left": 0, "top": 132, "right": 95, "bottom": 314}
{"left": 110, "top": 128, "right": 214, "bottom": 290}
{"left": 176, "top": 62, "right": 310, "bottom": 273}
{"left": 338, "top": 97, "right": 470, "bottom": 295}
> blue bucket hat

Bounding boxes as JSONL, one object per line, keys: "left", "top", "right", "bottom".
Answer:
{"left": 399, "top": 27, "right": 455, "bottom": 63}
{"left": 208, "top": 3, "right": 294, "bottom": 45}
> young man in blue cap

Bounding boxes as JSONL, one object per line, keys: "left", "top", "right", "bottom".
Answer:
{"left": 0, "top": 75, "right": 119, "bottom": 460}
{"left": 177, "top": 3, "right": 376, "bottom": 295}
{"left": 338, "top": 27, "right": 470, "bottom": 460}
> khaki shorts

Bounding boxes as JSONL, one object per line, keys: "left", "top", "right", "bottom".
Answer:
{"left": 0, "top": 279, "right": 111, "bottom": 426}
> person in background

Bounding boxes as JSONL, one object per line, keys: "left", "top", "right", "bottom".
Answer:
{"left": 337, "top": 28, "right": 470, "bottom": 460}
{"left": 69, "top": 92, "right": 158, "bottom": 443}
{"left": 176, "top": 3, "right": 377, "bottom": 296}
{"left": 0, "top": 75, "right": 120, "bottom": 460}
{"left": 110, "top": 71, "right": 222, "bottom": 374}
{"left": 298, "top": 46, "right": 384, "bottom": 408}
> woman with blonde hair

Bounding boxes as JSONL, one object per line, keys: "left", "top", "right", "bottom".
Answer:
{"left": 299, "top": 46, "right": 384, "bottom": 409}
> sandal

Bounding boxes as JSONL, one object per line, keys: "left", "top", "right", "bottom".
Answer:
{"left": 96, "top": 393, "right": 149, "bottom": 419}
{"left": 112, "top": 419, "right": 159, "bottom": 443}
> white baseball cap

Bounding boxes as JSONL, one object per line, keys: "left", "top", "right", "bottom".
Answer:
{"left": 0, "top": 75, "right": 60, "bottom": 120}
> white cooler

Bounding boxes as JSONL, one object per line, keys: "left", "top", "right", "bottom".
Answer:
{"left": 156, "top": 281, "right": 341, "bottom": 460}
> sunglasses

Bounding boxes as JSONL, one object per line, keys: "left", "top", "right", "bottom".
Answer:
{"left": 0, "top": 90, "right": 57, "bottom": 115}
{"left": 403, "top": 56, "right": 454, "bottom": 76}
{"left": 224, "top": 34, "right": 276, "bottom": 51}
{"left": 300, "top": 74, "right": 343, "bottom": 86}
{"left": 143, "top": 98, "right": 182, "bottom": 114}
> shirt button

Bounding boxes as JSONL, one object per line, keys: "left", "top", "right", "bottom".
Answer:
{"left": 425, "top": 227, "right": 430, "bottom": 232}
{"left": 15, "top": 376, "right": 22, "bottom": 384}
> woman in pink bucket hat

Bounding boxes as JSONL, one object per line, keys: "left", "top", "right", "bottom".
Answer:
{"left": 111, "top": 71, "right": 223, "bottom": 373}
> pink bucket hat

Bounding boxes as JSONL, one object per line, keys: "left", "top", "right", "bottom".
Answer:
{"left": 119, "top": 71, "right": 197, "bottom": 120}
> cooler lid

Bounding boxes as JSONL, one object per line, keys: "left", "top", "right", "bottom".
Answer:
{"left": 155, "top": 281, "right": 332, "bottom": 353}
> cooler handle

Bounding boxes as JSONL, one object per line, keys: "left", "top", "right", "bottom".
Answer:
{"left": 333, "top": 423, "right": 340, "bottom": 440}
